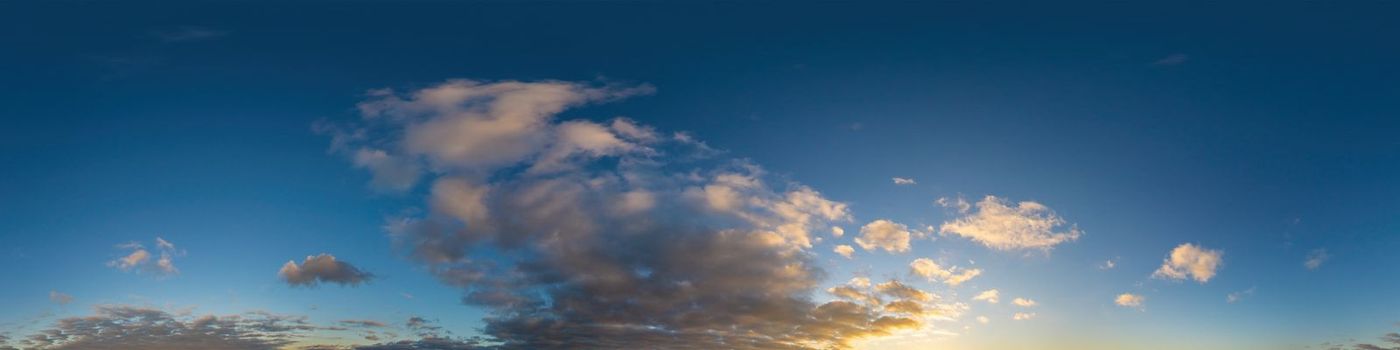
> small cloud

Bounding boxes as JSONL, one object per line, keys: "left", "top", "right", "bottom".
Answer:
{"left": 831, "top": 226, "right": 845, "bottom": 237}
{"left": 938, "top": 195, "right": 1081, "bottom": 251}
{"left": 339, "top": 320, "right": 388, "bottom": 328}
{"left": 1012, "top": 312, "right": 1036, "bottom": 321}
{"left": 1304, "top": 248, "right": 1329, "bottom": 271}
{"left": 108, "top": 237, "right": 181, "bottom": 278}
{"left": 401, "top": 292, "right": 415, "bottom": 299}
{"left": 1012, "top": 298, "right": 1037, "bottom": 307}
{"left": 976, "top": 316, "right": 990, "bottom": 324}
{"left": 1152, "top": 243, "right": 1223, "bottom": 283}
{"left": 49, "top": 291, "right": 73, "bottom": 305}
{"left": 152, "top": 26, "right": 228, "bottom": 43}
{"left": 833, "top": 245, "right": 855, "bottom": 259}
{"left": 892, "top": 177, "right": 917, "bottom": 185}
{"left": 1099, "top": 258, "right": 1117, "bottom": 270}
{"left": 855, "top": 219, "right": 912, "bottom": 253}
{"left": 972, "top": 289, "right": 1000, "bottom": 304}
{"left": 1115, "top": 293, "right": 1145, "bottom": 309}
{"left": 909, "top": 258, "right": 981, "bottom": 286}
{"left": 847, "top": 122, "right": 864, "bottom": 131}
{"left": 1152, "top": 53, "right": 1189, "bottom": 66}
{"left": 278, "top": 254, "right": 374, "bottom": 287}
{"left": 1227, "top": 287, "right": 1256, "bottom": 303}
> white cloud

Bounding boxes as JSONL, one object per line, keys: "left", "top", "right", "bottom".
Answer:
{"left": 1304, "top": 248, "right": 1329, "bottom": 271}
{"left": 108, "top": 237, "right": 181, "bottom": 277}
{"left": 1227, "top": 287, "right": 1256, "bottom": 303}
{"left": 909, "top": 258, "right": 981, "bottom": 286}
{"left": 972, "top": 289, "right": 999, "bottom": 304}
{"left": 833, "top": 245, "right": 855, "bottom": 259}
{"left": 1152, "top": 243, "right": 1223, "bottom": 283}
{"left": 892, "top": 177, "right": 917, "bottom": 185}
{"left": 1114, "top": 293, "right": 1145, "bottom": 308}
{"left": 1012, "top": 312, "right": 1036, "bottom": 321}
{"left": 1012, "top": 298, "right": 1037, "bottom": 307}
{"left": 848, "top": 277, "right": 872, "bottom": 289}
{"left": 1099, "top": 258, "right": 1117, "bottom": 270}
{"left": 976, "top": 316, "right": 990, "bottom": 324}
{"left": 855, "top": 219, "right": 912, "bottom": 253}
{"left": 938, "top": 196, "right": 1081, "bottom": 251}
{"left": 831, "top": 226, "right": 845, "bottom": 237}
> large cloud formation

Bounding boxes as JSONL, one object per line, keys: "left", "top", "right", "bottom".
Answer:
{"left": 279, "top": 254, "right": 375, "bottom": 287}
{"left": 327, "top": 79, "right": 925, "bottom": 349}
{"left": 937, "top": 196, "right": 1081, "bottom": 251}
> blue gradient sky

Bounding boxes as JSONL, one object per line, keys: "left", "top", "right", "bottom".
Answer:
{"left": 2, "top": 2, "right": 1399, "bottom": 349}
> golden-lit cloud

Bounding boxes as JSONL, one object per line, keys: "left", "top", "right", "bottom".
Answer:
{"left": 1115, "top": 293, "right": 1145, "bottom": 308}
{"left": 1153, "top": 243, "right": 1224, "bottom": 283}
{"left": 856, "top": 219, "right": 913, "bottom": 253}
{"left": 937, "top": 196, "right": 1081, "bottom": 251}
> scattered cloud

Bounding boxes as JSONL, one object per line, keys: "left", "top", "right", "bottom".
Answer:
{"left": 832, "top": 226, "right": 845, "bottom": 237}
{"left": 107, "top": 237, "right": 181, "bottom": 278}
{"left": 937, "top": 196, "right": 1081, "bottom": 251}
{"left": 48, "top": 291, "right": 72, "bottom": 305}
{"left": 152, "top": 26, "right": 228, "bottom": 43}
{"left": 856, "top": 219, "right": 913, "bottom": 253}
{"left": 1115, "top": 293, "right": 1145, "bottom": 308}
{"left": 834, "top": 245, "right": 856, "bottom": 259}
{"left": 1099, "top": 258, "right": 1117, "bottom": 270}
{"left": 326, "top": 79, "right": 925, "bottom": 348}
{"left": 976, "top": 316, "right": 990, "bottom": 324}
{"left": 1012, "top": 298, "right": 1037, "bottom": 308}
{"left": 20, "top": 305, "right": 315, "bottom": 349}
{"left": 1012, "top": 312, "right": 1036, "bottom": 321}
{"left": 1227, "top": 287, "right": 1256, "bottom": 303}
{"left": 339, "top": 320, "right": 388, "bottom": 328}
{"left": 909, "top": 258, "right": 981, "bottom": 286}
{"left": 1345, "top": 323, "right": 1400, "bottom": 350}
{"left": 972, "top": 289, "right": 1000, "bottom": 304}
{"left": 278, "top": 254, "right": 374, "bottom": 287}
{"left": 1305, "top": 248, "right": 1330, "bottom": 271}
{"left": 1153, "top": 53, "right": 1189, "bottom": 66}
{"left": 892, "top": 177, "right": 917, "bottom": 185}
{"left": 1152, "top": 243, "right": 1224, "bottom": 283}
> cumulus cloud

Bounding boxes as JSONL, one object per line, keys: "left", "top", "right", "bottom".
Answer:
{"left": 972, "top": 289, "right": 999, "bottom": 304}
{"left": 909, "top": 258, "right": 981, "bottom": 286}
{"left": 1012, "top": 312, "right": 1036, "bottom": 321}
{"left": 1012, "top": 298, "right": 1037, "bottom": 307}
{"left": 325, "top": 79, "right": 928, "bottom": 349}
{"left": 832, "top": 226, "right": 845, "bottom": 237}
{"left": 1152, "top": 243, "right": 1224, "bottom": 283}
{"left": 278, "top": 254, "right": 375, "bottom": 287}
{"left": 834, "top": 245, "right": 856, "bottom": 259}
{"left": 892, "top": 177, "right": 916, "bottom": 185}
{"left": 48, "top": 291, "right": 73, "bottom": 305}
{"left": 19, "top": 305, "right": 316, "bottom": 350}
{"left": 855, "top": 220, "right": 912, "bottom": 253}
{"left": 107, "top": 237, "right": 181, "bottom": 277}
{"left": 937, "top": 196, "right": 1081, "bottom": 251}
{"left": 1115, "top": 293, "right": 1145, "bottom": 308}
{"left": 1305, "top": 248, "right": 1330, "bottom": 271}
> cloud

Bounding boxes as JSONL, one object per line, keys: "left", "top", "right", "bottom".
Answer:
{"left": 1012, "top": 312, "right": 1036, "bottom": 321}
{"left": 1115, "top": 293, "right": 1145, "bottom": 308}
{"left": 909, "top": 258, "right": 981, "bottom": 286}
{"left": 1152, "top": 53, "right": 1189, "bottom": 66}
{"left": 1305, "top": 248, "right": 1330, "bottom": 271}
{"left": 892, "top": 177, "right": 917, "bottom": 185}
{"left": 856, "top": 219, "right": 913, "bottom": 253}
{"left": 327, "top": 79, "right": 927, "bottom": 349}
{"left": 832, "top": 226, "right": 845, "bottom": 237}
{"left": 19, "top": 305, "right": 315, "bottom": 349}
{"left": 152, "top": 26, "right": 229, "bottom": 43}
{"left": 834, "top": 245, "right": 856, "bottom": 259}
{"left": 972, "top": 289, "right": 999, "bottom": 304}
{"left": 107, "top": 237, "right": 181, "bottom": 277}
{"left": 1099, "top": 258, "right": 1117, "bottom": 270}
{"left": 976, "top": 316, "right": 990, "bottom": 324}
{"left": 278, "top": 254, "right": 375, "bottom": 287}
{"left": 339, "top": 320, "right": 389, "bottom": 328}
{"left": 937, "top": 196, "right": 1081, "bottom": 251}
{"left": 1152, "top": 243, "right": 1224, "bottom": 283}
{"left": 48, "top": 291, "right": 72, "bottom": 305}
{"left": 1012, "top": 298, "right": 1037, "bottom": 307}
{"left": 1227, "top": 287, "right": 1256, "bottom": 303}
{"left": 1346, "top": 324, "right": 1400, "bottom": 350}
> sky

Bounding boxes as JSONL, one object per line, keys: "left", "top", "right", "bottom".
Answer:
{"left": 2, "top": 2, "right": 1400, "bottom": 350}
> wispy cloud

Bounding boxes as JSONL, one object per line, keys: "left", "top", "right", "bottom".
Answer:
{"left": 1227, "top": 287, "right": 1256, "bottom": 303}
{"left": 1305, "top": 248, "right": 1330, "bottom": 271}
{"left": 151, "top": 26, "right": 228, "bottom": 43}
{"left": 937, "top": 196, "right": 1081, "bottom": 251}
{"left": 892, "top": 177, "right": 917, "bottom": 185}
{"left": 107, "top": 237, "right": 181, "bottom": 278}
{"left": 1152, "top": 53, "right": 1189, "bottom": 66}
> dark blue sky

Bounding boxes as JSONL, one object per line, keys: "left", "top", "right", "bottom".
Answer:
{"left": 2, "top": 2, "right": 1399, "bottom": 349}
